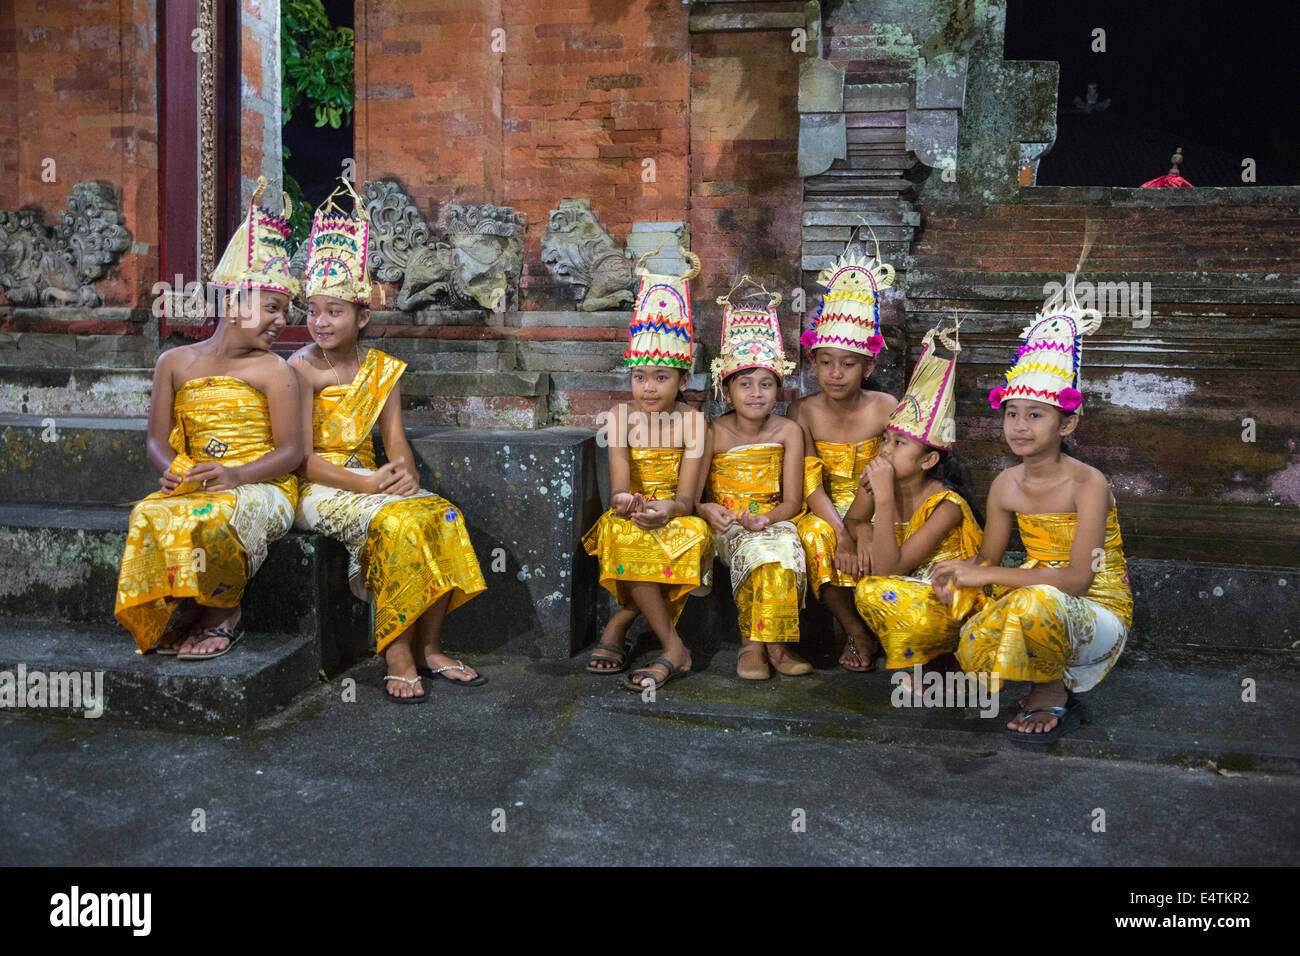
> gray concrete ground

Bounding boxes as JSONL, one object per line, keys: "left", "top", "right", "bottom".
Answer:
{"left": 2, "top": 639, "right": 1296, "bottom": 866}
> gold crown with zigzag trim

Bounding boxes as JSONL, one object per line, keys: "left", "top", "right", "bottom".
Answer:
{"left": 303, "top": 177, "right": 377, "bottom": 307}
{"left": 210, "top": 176, "right": 300, "bottom": 298}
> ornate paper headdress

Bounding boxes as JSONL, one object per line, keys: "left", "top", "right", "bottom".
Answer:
{"left": 623, "top": 245, "right": 699, "bottom": 370}
{"left": 709, "top": 277, "right": 795, "bottom": 397}
{"left": 209, "top": 176, "right": 299, "bottom": 297}
{"left": 989, "top": 276, "right": 1103, "bottom": 412}
{"left": 888, "top": 317, "right": 962, "bottom": 450}
{"left": 801, "top": 223, "right": 895, "bottom": 356}
{"left": 303, "top": 177, "right": 377, "bottom": 307}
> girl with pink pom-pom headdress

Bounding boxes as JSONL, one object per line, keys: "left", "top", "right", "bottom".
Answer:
{"left": 929, "top": 245, "right": 1135, "bottom": 749}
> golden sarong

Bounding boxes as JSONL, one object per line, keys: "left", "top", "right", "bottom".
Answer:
{"left": 295, "top": 348, "right": 486, "bottom": 654}
{"left": 582, "top": 447, "right": 712, "bottom": 625}
{"left": 795, "top": 437, "right": 883, "bottom": 597}
{"left": 115, "top": 376, "right": 297, "bottom": 651}
{"left": 704, "top": 443, "right": 805, "bottom": 642}
{"left": 955, "top": 508, "right": 1132, "bottom": 692}
{"left": 854, "top": 490, "right": 983, "bottom": 668}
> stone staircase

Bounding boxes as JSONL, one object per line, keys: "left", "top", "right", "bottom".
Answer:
{"left": 0, "top": 412, "right": 604, "bottom": 731}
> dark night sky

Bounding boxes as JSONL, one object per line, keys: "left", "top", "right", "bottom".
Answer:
{"left": 1005, "top": 0, "right": 1300, "bottom": 185}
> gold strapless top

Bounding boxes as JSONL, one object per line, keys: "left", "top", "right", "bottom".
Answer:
{"left": 705, "top": 443, "right": 785, "bottom": 516}
{"left": 815, "top": 437, "right": 883, "bottom": 514}
{"left": 891, "top": 490, "right": 982, "bottom": 579}
{"left": 629, "top": 447, "right": 684, "bottom": 499}
{"left": 169, "top": 376, "right": 296, "bottom": 498}
{"left": 313, "top": 385, "right": 377, "bottom": 469}
{"left": 1017, "top": 507, "right": 1132, "bottom": 626}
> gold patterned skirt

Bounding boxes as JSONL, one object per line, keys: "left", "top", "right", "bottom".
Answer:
{"left": 115, "top": 482, "right": 295, "bottom": 652}
{"left": 713, "top": 522, "right": 805, "bottom": 643}
{"left": 582, "top": 511, "right": 712, "bottom": 625}
{"left": 955, "top": 584, "right": 1128, "bottom": 693}
{"left": 855, "top": 576, "right": 960, "bottom": 668}
{"left": 796, "top": 513, "right": 860, "bottom": 598}
{"left": 297, "top": 476, "right": 486, "bottom": 654}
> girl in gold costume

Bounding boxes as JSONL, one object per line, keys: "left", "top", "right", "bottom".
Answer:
{"left": 849, "top": 320, "right": 983, "bottom": 689}
{"left": 290, "top": 181, "right": 487, "bottom": 703}
{"left": 788, "top": 235, "right": 899, "bottom": 672}
{"left": 582, "top": 248, "right": 712, "bottom": 690}
{"left": 697, "top": 284, "right": 811, "bottom": 682}
{"left": 932, "top": 283, "right": 1132, "bottom": 746}
{"left": 115, "top": 178, "right": 306, "bottom": 659}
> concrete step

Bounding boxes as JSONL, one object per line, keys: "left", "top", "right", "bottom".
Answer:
{"left": 0, "top": 365, "right": 153, "bottom": 417}
{"left": 0, "top": 616, "right": 320, "bottom": 731}
{"left": 0, "top": 502, "right": 371, "bottom": 676}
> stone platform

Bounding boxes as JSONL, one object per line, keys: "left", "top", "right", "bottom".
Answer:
{"left": 1, "top": 411, "right": 1297, "bottom": 733}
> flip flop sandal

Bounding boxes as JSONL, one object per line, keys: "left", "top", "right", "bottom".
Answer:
{"left": 418, "top": 660, "right": 488, "bottom": 686}
{"left": 176, "top": 623, "right": 245, "bottom": 661}
{"left": 585, "top": 641, "right": 631, "bottom": 674}
{"left": 840, "top": 634, "right": 878, "bottom": 673}
{"left": 384, "top": 674, "right": 429, "bottom": 704}
{"left": 1005, "top": 693, "right": 1086, "bottom": 747}
{"left": 623, "top": 656, "right": 690, "bottom": 692}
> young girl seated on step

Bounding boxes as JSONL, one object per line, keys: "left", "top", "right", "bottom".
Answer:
{"left": 848, "top": 320, "right": 983, "bottom": 694}
{"left": 695, "top": 287, "right": 810, "bottom": 682}
{"left": 289, "top": 180, "right": 487, "bottom": 703}
{"left": 788, "top": 237, "right": 899, "bottom": 673}
{"left": 115, "top": 178, "right": 305, "bottom": 660}
{"left": 583, "top": 248, "right": 712, "bottom": 691}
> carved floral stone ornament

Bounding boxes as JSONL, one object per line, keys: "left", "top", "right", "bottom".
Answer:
{"left": 0, "top": 183, "right": 132, "bottom": 307}
{"left": 540, "top": 198, "right": 635, "bottom": 311}
{"left": 359, "top": 179, "right": 525, "bottom": 312}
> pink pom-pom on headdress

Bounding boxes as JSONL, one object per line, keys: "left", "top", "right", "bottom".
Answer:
{"left": 800, "top": 328, "right": 819, "bottom": 348}
{"left": 1057, "top": 387, "right": 1083, "bottom": 411}
{"left": 988, "top": 386, "right": 1006, "bottom": 409}
{"left": 866, "top": 334, "right": 885, "bottom": 354}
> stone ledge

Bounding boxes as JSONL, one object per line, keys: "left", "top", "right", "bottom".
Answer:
{"left": 0, "top": 618, "right": 320, "bottom": 731}
{"left": 0, "top": 504, "right": 371, "bottom": 677}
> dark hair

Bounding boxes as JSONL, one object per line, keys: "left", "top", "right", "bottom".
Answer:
{"left": 925, "top": 448, "right": 985, "bottom": 528}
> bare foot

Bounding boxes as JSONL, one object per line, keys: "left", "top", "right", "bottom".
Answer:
{"left": 767, "top": 642, "right": 812, "bottom": 676}
{"left": 420, "top": 650, "right": 480, "bottom": 683}
{"left": 1007, "top": 680, "right": 1068, "bottom": 734}
{"left": 156, "top": 601, "right": 199, "bottom": 652}
{"left": 383, "top": 639, "right": 425, "bottom": 700}
{"left": 839, "top": 630, "right": 878, "bottom": 672}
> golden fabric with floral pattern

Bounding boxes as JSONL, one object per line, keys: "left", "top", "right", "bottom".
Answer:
{"left": 796, "top": 436, "right": 884, "bottom": 596}
{"left": 295, "top": 349, "right": 486, "bottom": 654}
{"left": 853, "top": 490, "right": 983, "bottom": 669}
{"left": 582, "top": 447, "right": 713, "bottom": 625}
{"left": 115, "top": 377, "right": 297, "bottom": 652}
{"left": 704, "top": 443, "right": 806, "bottom": 643}
{"left": 955, "top": 508, "right": 1132, "bottom": 691}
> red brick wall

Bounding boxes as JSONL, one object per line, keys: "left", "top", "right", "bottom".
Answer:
{"left": 688, "top": 23, "right": 802, "bottom": 357}
{"left": 3, "top": 0, "right": 158, "bottom": 309}
{"left": 353, "top": 0, "right": 805, "bottom": 349}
